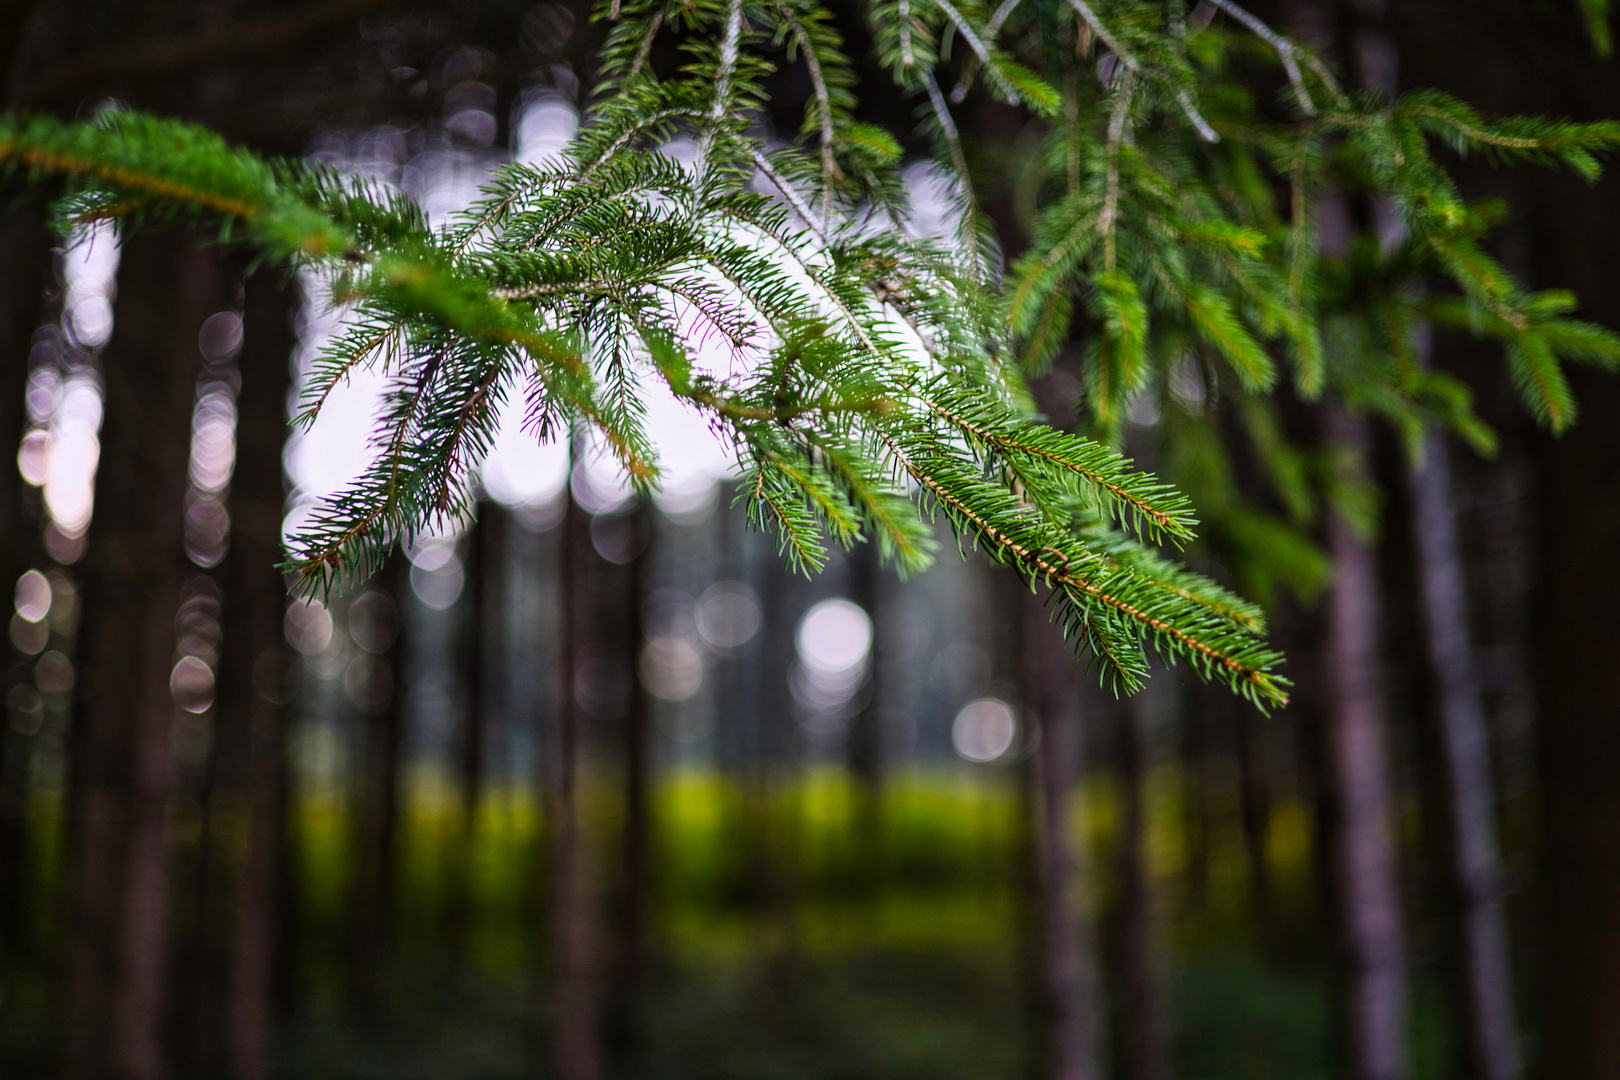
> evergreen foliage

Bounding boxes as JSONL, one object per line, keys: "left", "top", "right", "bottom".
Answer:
{"left": 2, "top": 0, "right": 1617, "bottom": 710}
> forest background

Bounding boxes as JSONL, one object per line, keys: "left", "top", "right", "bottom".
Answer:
{"left": 0, "top": 1, "right": 1619, "bottom": 1080}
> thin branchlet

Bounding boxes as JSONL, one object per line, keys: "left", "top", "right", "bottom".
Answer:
{"left": 1203, "top": 0, "right": 1315, "bottom": 115}
{"left": 1102, "top": 69, "right": 1133, "bottom": 272}
{"left": 1062, "top": 0, "right": 1139, "bottom": 72}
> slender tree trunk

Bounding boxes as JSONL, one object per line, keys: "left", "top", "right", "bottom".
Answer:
{"left": 1016, "top": 724, "right": 1044, "bottom": 1080}
{"left": 0, "top": 203, "right": 49, "bottom": 964}
{"left": 847, "top": 540, "right": 883, "bottom": 890}
{"left": 551, "top": 473, "right": 599, "bottom": 1080}
{"left": 1115, "top": 698, "right": 1159, "bottom": 1080}
{"left": 63, "top": 232, "right": 231, "bottom": 1080}
{"left": 1232, "top": 696, "right": 1273, "bottom": 923}
{"left": 446, "top": 501, "right": 498, "bottom": 964}
{"left": 0, "top": 0, "right": 40, "bottom": 93}
{"left": 755, "top": 526, "right": 802, "bottom": 990}
{"left": 1022, "top": 588, "right": 1097, "bottom": 1080}
{"left": 1531, "top": 201, "right": 1620, "bottom": 1080}
{"left": 1179, "top": 706, "right": 1208, "bottom": 909}
{"left": 1272, "top": 5, "right": 1410, "bottom": 1067}
{"left": 614, "top": 503, "right": 651, "bottom": 1055}
{"left": 1407, "top": 431, "right": 1519, "bottom": 1080}
{"left": 0, "top": 43, "right": 43, "bottom": 973}
{"left": 1536, "top": 373, "right": 1620, "bottom": 1080}
{"left": 217, "top": 267, "right": 294, "bottom": 1080}
{"left": 1324, "top": 409, "right": 1408, "bottom": 1080}
{"left": 1347, "top": 4, "right": 1522, "bottom": 1070}
{"left": 351, "top": 554, "right": 405, "bottom": 1006}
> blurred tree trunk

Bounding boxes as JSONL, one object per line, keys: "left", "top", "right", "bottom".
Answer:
{"left": 351, "top": 553, "right": 404, "bottom": 1006}
{"left": 1536, "top": 369, "right": 1620, "bottom": 1080}
{"left": 0, "top": 203, "right": 50, "bottom": 965}
{"left": 1273, "top": 6, "right": 1410, "bottom": 1070}
{"left": 1114, "top": 698, "right": 1159, "bottom": 1080}
{"left": 1232, "top": 697, "right": 1273, "bottom": 924}
{"left": 1022, "top": 589, "right": 1098, "bottom": 1080}
{"left": 847, "top": 540, "right": 883, "bottom": 890}
{"left": 1323, "top": 409, "right": 1408, "bottom": 1080}
{"left": 755, "top": 535, "right": 803, "bottom": 995}
{"left": 1179, "top": 704, "right": 1208, "bottom": 908}
{"left": 1527, "top": 103, "right": 1620, "bottom": 1080}
{"left": 1521, "top": 113, "right": 1620, "bottom": 1071}
{"left": 0, "top": 0, "right": 39, "bottom": 94}
{"left": 1355, "top": 0, "right": 1620, "bottom": 1070}
{"left": 613, "top": 503, "right": 651, "bottom": 1058}
{"left": 1338, "top": 6, "right": 1523, "bottom": 1069}
{"left": 550, "top": 472, "right": 599, "bottom": 1080}
{"left": 63, "top": 232, "right": 230, "bottom": 1080}
{"left": 1408, "top": 431, "right": 1519, "bottom": 1080}
{"left": 446, "top": 500, "right": 499, "bottom": 965}
{"left": 0, "top": 6, "right": 54, "bottom": 990}
{"left": 214, "top": 267, "right": 294, "bottom": 1080}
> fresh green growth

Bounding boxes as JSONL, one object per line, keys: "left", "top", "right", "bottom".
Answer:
{"left": 2, "top": 0, "right": 1616, "bottom": 709}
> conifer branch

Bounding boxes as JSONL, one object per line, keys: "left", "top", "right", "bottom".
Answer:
{"left": 919, "top": 67, "right": 982, "bottom": 271}
{"left": 1202, "top": 0, "right": 1315, "bottom": 115}
{"left": 880, "top": 430, "right": 1286, "bottom": 705}
{"left": 931, "top": 0, "right": 995, "bottom": 66}
{"left": 697, "top": 0, "right": 746, "bottom": 179}
{"left": 629, "top": 9, "right": 665, "bottom": 79}
{"left": 774, "top": 6, "right": 843, "bottom": 227}
{"left": 923, "top": 390, "right": 1196, "bottom": 542}
{"left": 1061, "top": 0, "right": 1139, "bottom": 73}
{"left": 986, "top": 0, "right": 1025, "bottom": 39}
{"left": 751, "top": 148, "right": 829, "bottom": 241}
{"left": 1102, "top": 71, "right": 1133, "bottom": 272}
{"left": 39, "top": 0, "right": 1616, "bottom": 710}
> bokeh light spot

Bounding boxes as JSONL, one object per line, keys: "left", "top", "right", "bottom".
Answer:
{"left": 952, "top": 698, "right": 1016, "bottom": 763}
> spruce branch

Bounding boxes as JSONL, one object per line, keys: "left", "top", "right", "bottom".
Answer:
{"left": 17, "top": 0, "right": 1526, "bottom": 711}
{"left": 1201, "top": 0, "right": 1315, "bottom": 115}
{"left": 1101, "top": 69, "right": 1133, "bottom": 271}
{"left": 697, "top": 0, "right": 747, "bottom": 179}
{"left": 1061, "top": 0, "right": 1139, "bottom": 74}
{"left": 772, "top": 4, "right": 844, "bottom": 226}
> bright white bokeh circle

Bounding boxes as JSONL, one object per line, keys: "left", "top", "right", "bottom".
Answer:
{"left": 952, "top": 698, "right": 1016, "bottom": 763}
{"left": 795, "top": 598, "right": 872, "bottom": 675}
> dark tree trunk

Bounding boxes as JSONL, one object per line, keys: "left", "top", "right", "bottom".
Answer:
{"left": 613, "top": 504, "right": 651, "bottom": 1055}
{"left": 1232, "top": 696, "right": 1274, "bottom": 923}
{"left": 1323, "top": 409, "right": 1408, "bottom": 1080}
{"left": 1526, "top": 137, "right": 1620, "bottom": 1080}
{"left": 446, "top": 500, "right": 500, "bottom": 964}
{"left": 351, "top": 554, "right": 405, "bottom": 1006}
{"left": 0, "top": 203, "right": 50, "bottom": 964}
{"left": 0, "top": 0, "right": 40, "bottom": 93}
{"left": 1335, "top": 1, "right": 1522, "bottom": 1067}
{"left": 1179, "top": 704, "right": 1208, "bottom": 909}
{"left": 1536, "top": 370, "right": 1620, "bottom": 1079}
{"left": 63, "top": 232, "right": 231, "bottom": 1080}
{"left": 551, "top": 477, "right": 599, "bottom": 1080}
{"left": 847, "top": 540, "right": 883, "bottom": 888}
{"left": 1022, "top": 588, "right": 1097, "bottom": 1080}
{"left": 1114, "top": 698, "right": 1159, "bottom": 1080}
{"left": 215, "top": 267, "right": 294, "bottom": 1080}
{"left": 754, "top": 527, "right": 803, "bottom": 989}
